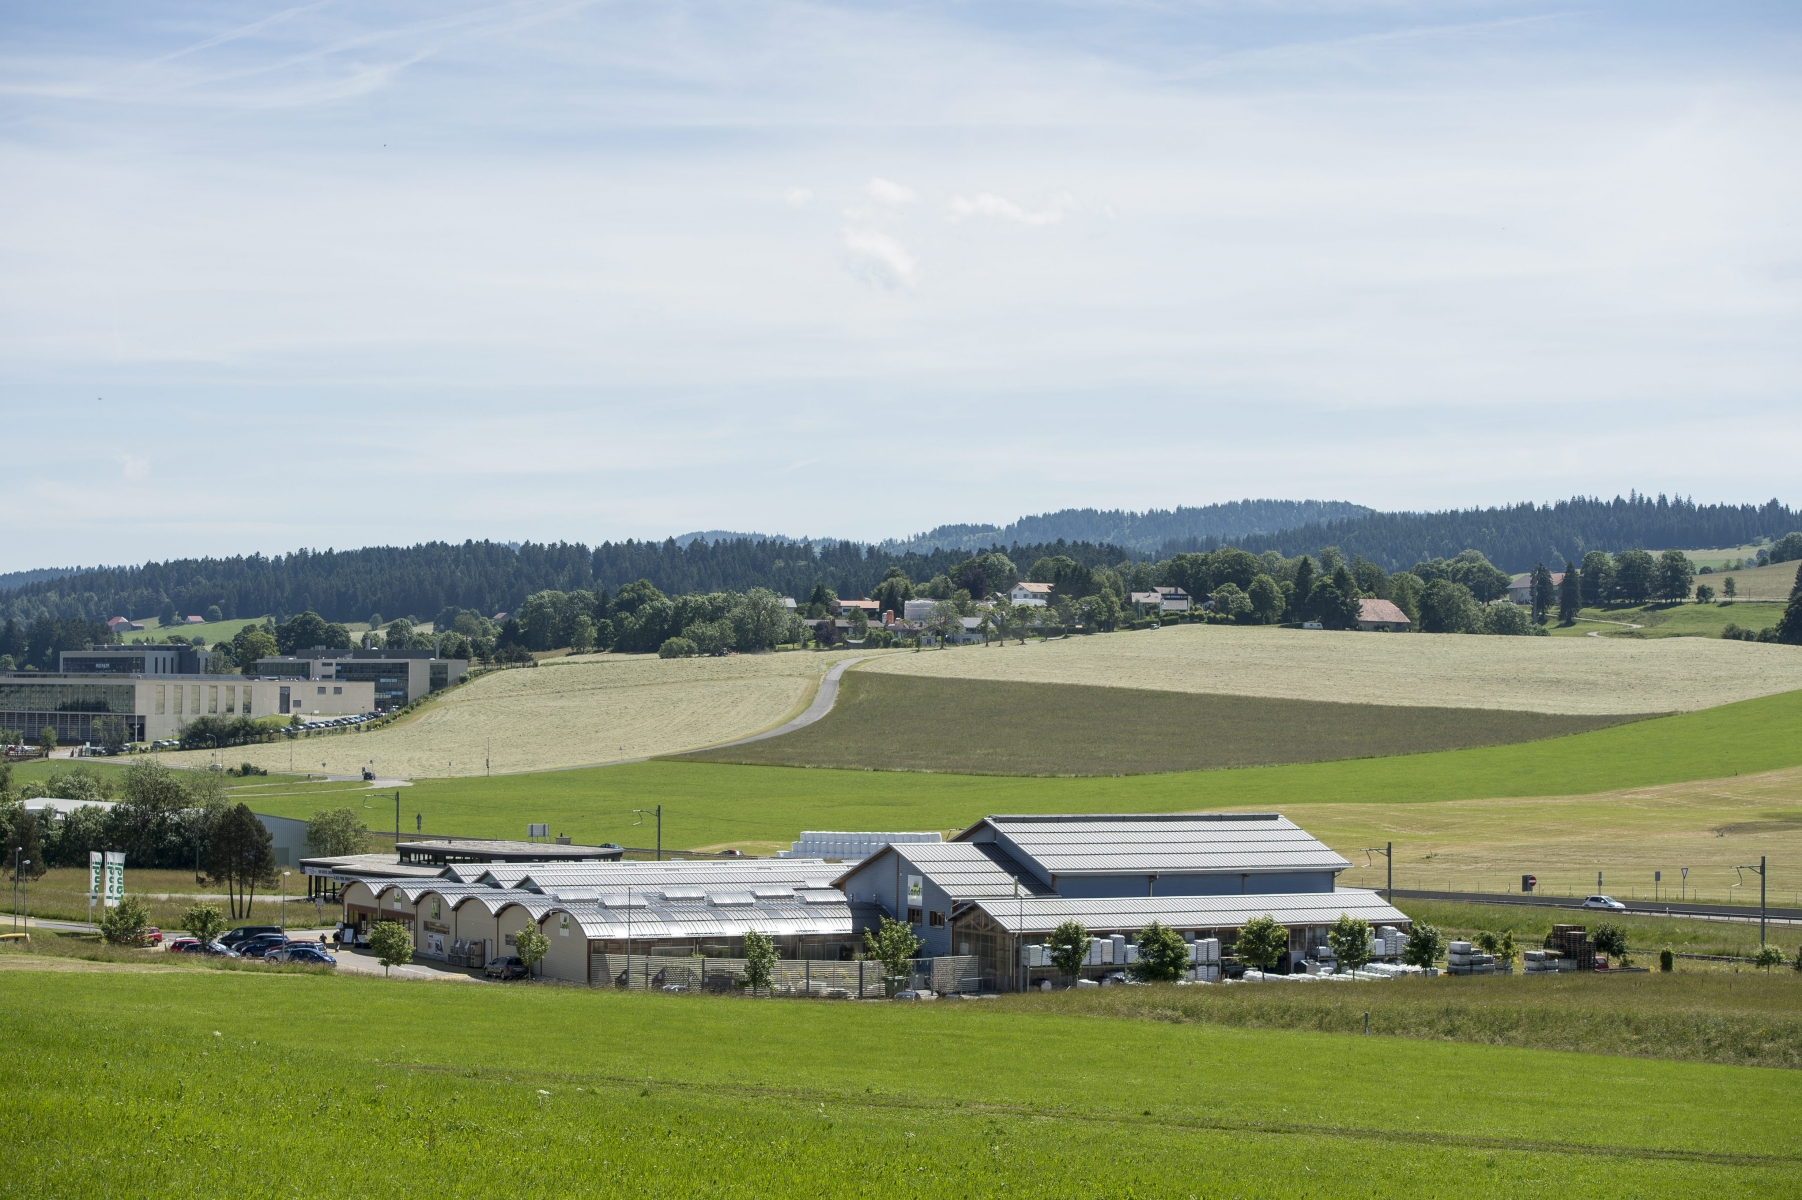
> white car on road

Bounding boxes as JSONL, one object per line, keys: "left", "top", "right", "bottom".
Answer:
{"left": 1581, "top": 895, "right": 1627, "bottom": 911}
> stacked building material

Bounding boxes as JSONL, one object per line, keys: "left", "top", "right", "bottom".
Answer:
{"left": 1377, "top": 925, "right": 1404, "bottom": 957}
{"left": 1548, "top": 925, "right": 1595, "bottom": 971}
{"left": 1522, "top": 949, "right": 1560, "bottom": 975}
{"left": 1445, "top": 940, "right": 1496, "bottom": 976}
{"left": 1186, "top": 936, "right": 1221, "bottom": 982}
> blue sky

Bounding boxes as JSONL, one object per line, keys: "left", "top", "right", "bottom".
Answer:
{"left": 2, "top": 1, "right": 1798, "bottom": 571}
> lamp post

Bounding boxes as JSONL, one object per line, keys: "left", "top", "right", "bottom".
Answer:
{"left": 280, "top": 871, "right": 291, "bottom": 933}
{"left": 1363, "top": 843, "right": 1393, "bottom": 902}
{"left": 1733, "top": 857, "right": 1768, "bottom": 946}
{"left": 632, "top": 807, "right": 662, "bottom": 860}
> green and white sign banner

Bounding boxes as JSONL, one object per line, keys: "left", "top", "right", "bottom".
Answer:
{"left": 104, "top": 851, "right": 126, "bottom": 908}
{"left": 89, "top": 851, "right": 104, "bottom": 900}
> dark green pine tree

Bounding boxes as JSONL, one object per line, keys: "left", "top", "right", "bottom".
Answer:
{"left": 1289, "top": 556, "right": 1316, "bottom": 621}
{"left": 1777, "top": 563, "right": 1802, "bottom": 646}
{"left": 1530, "top": 562, "right": 1555, "bottom": 624}
{"left": 1558, "top": 561, "right": 1581, "bottom": 625}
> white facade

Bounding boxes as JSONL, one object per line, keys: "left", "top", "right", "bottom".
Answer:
{"left": 1009, "top": 583, "right": 1053, "bottom": 607}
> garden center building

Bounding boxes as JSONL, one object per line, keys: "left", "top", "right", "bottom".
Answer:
{"left": 317, "top": 812, "right": 1407, "bottom": 993}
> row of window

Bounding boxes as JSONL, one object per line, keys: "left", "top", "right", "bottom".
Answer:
{"left": 154, "top": 683, "right": 250, "bottom": 717}
{"left": 907, "top": 907, "right": 948, "bottom": 928}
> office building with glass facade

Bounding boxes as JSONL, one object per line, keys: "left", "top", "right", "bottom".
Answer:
{"left": 0, "top": 674, "right": 376, "bottom": 745}
{"left": 253, "top": 648, "right": 468, "bottom": 711}
{"left": 58, "top": 645, "right": 205, "bottom": 676}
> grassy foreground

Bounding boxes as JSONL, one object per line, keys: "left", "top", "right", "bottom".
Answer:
{"left": 2, "top": 966, "right": 1799, "bottom": 1197}
{"left": 232, "top": 688, "right": 1802, "bottom": 856}
{"left": 684, "top": 673, "right": 1636, "bottom": 776}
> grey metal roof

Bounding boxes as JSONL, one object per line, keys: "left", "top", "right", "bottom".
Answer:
{"left": 832, "top": 842, "right": 1055, "bottom": 899}
{"left": 959, "top": 814, "right": 1350, "bottom": 877}
{"left": 962, "top": 889, "right": 1411, "bottom": 935}
{"left": 552, "top": 896, "right": 854, "bottom": 940}
{"left": 502, "top": 860, "right": 841, "bottom": 893}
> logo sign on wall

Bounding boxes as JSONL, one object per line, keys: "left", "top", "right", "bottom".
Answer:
{"left": 104, "top": 851, "right": 126, "bottom": 908}
{"left": 907, "top": 875, "right": 923, "bottom": 903}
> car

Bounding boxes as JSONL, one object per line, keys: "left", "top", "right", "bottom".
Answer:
{"left": 238, "top": 935, "right": 291, "bottom": 959}
{"left": 165, "top": 936, "right": 201, "bottom": 953}
{"left": 1582, "top": 895, "right": 1627, "bottom": 911}
{"left": 137, "top": 926, "right": 164, "bottom": 946}
{"left": 598, "top": 842, "right": 622, "bottom": 850}
{"left": 718, "top": 849, "right": 745, "bottom": 858}
{"left": 270, "top": 944, "right": 336, "bottom": 965}
{"left": 483, "top": 956, "right": 529, "bottom": 981}
{"left": 219, "top": 926, "right": 283, "bottom": 949}
{"left": 199, "top": 941, "right": 240, "bottom": 957}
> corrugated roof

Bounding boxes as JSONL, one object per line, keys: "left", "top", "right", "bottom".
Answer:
{"left": 960, "top": 814, "right": 1350, "bottom": 877}
{"left": 964, "top": 889, "right": 1411, "bottom": 935}
{"left": 553, "top": 897, "right": 854, "bottom": 940}
{"left": 492, "top": 860, "right": 840, "bottom": 893}
{"left": 833, "top": 842, "right": 1054, "bottom": 898}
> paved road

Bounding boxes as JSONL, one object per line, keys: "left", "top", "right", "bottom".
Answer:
{"left": 706, "top": 655, "right": 872, "bottom": 749}
{"left": 1389, "top": 887, "right": 1802, "bottom": 923}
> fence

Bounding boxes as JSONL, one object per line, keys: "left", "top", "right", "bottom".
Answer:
{"left": 587, "top": 954, "right": 982, "bottom": 998}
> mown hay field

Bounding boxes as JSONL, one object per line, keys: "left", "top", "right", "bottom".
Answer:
{"left": 4, "top": 966, "right": 1798, "bottom": 1197}
{"left": 1699, "top": 557, "right": 1802, "bottom": 601}
{"left": 684, "top": 673, "right": 1639, "bottom": 775}
{"left": 239, "top": 691, "right": 1802, "bottom": 871}
{"left": 160, "top": 650, "right": 875, "bottom": 778}
{"left": 862, "top": 622, "right": 1802, "bottom": 714}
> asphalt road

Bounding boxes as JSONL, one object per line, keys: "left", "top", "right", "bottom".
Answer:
{"left": 1388, "top": 887, "right": 1802, "bottom": 923}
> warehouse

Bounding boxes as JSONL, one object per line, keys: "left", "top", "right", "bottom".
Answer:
{"left": 835, "top": 812, "right": 1404, "bottom": 991}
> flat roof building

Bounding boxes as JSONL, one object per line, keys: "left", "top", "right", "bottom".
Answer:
{"left": 0, "top": 673, "right": 375, "bottom": 745}
{"left": 59, "top": 645, "right": 205, "bottom": 676}
{"left": 255, "top": 647, "right": 468, "bottom": 710}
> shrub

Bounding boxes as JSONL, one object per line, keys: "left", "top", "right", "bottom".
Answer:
{"left": 181, "top": 903, "right": 228, "bottom": 945}
{"left": 1130, "top": 922, "right": 1190, "bottom": 982}
{"left": 99, "top": 895, "right": 153, "bottom": 946}
{"left": 367, "top": 921, "right": 414, "bottom": 976}
{"left": 1232, "top": 915, "right": 1288, "bottom": 972}
{"left": 658, "top": 637, "right": 698, "bottom": 659}
{"left": 1660, "top": 948, "right": 1674, "bottom": 972}
{"left": 1592, "top": 923, "right": 1629, "bottom": 965}
{"left": 1402, "top": 923, "right": 1444, "bottom": 969}
{"left": 1754, "top": 945, "right": 1784, "bottom": 972}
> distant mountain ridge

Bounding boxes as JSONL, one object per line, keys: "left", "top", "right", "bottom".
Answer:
{"left": 882, "top": 500, "right": 1372, "bottom": 555}
{"left": 0, "top": 566, "right": 82, "bottom": 592}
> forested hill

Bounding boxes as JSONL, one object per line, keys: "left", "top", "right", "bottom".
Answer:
{"left": 884, "top": 499, "right": 1370, "bottom": 555}
{"left": 0, "top": 537, "right": 1130, "bottom": 626}
{"left": 1220, "top": 495, "right": 1799, "bottom": 573}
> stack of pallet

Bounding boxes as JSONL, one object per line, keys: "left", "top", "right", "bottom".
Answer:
{"left": 1377, "top": 925, "right": 1405, "bottom": 957}
{"left": 1445, "top": 940, "right": 1496, "bottom": 976}
{"left": 1522, "top": 949, "right": 1562, "bottom": 975}
{"left": 1548, "top": 925, "right": 1595, "bottom": 971}
{"left": 1186, "top": 937, "right": 1220, "bottom": 982}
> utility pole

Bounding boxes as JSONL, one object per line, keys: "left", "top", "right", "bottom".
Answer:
{"left": 1733, "top": 858, "right": 1769, "bottom": 946}
{"left": 632, "top": 807, "right": 662, "bottom": 860}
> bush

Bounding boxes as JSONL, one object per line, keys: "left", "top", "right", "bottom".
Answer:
{"left": 743, "top": 930, "right": 776, "bottom": 996}
{"left": 1754, "top": 945, "right": 1785, "bottom": 972}
{"left": 367, "top": 921, "right": 414, "bottom": 976}
{"left": 658, "top": 637, "right": 698, "bottom": 659}
{"left": 181, "top": 903, "right": 227, "bottom": 945}
{"left": 1130, "top": 921, "right": 1190, "bottom": 982}
{"left": 99, "top": 895, "right": 153, "bottom": 946}
{"left": 1402, "top": 923, "right": 1444, "bottom": 969}
{"left": 1592, "top": 923, "right": 1629, "bottom": 965}
{"left": 1660, "top": 948, "right": 1674, "bottom": 972}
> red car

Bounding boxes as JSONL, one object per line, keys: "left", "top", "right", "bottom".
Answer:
{"left": 166, "top": 936, "right": 201, "bottom": 953}
{"left": 139, "top": 927, "right": 164, "bottom": 946}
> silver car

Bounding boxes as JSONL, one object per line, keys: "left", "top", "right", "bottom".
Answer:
{"left": 1581, "top": 895, "right": 1626, "bottom": 911}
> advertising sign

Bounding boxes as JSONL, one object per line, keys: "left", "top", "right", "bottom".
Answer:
{"left": 89, "top": 851, "right": 104, "bottom": 900}
{"left": 907, "top": 874, "right": 923, "bottom": 903}
{"left": 104, "top": 851, "right": 126, "bottom": 908}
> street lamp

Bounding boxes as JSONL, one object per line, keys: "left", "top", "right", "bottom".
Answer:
{"left": 280, "top": 871, "right": 291, "bottom": 933}
{"left": 632, "top": 806, "right": 662, "bottom": 861}
{"left": 1732, "top": 857, "right": 1768, "bottom": 946}
{"left": 1362, "top": 843, "right": 1393, "bottom": 902}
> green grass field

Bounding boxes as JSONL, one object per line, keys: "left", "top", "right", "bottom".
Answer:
{"left": 683, "top": 674, "right": 1638, "bottom": 775}
{"left": 1548, "top": 601, "right": 1786, "bottom": 639}
{"left": 2, "top": 964, "right": 1798, "bottom": 1196}
{"left": 225, "top": 688, "right": 1802, "bottom": 856}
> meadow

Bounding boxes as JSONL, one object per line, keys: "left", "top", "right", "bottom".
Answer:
{"left": 216, "top": 690, "right": 1802, "bottom": 892}
{"left": 2, "top": 963, "right": 1798, "bottom": 1197}
{"left": 686, "top": 673, "right": 1639, "bottom": 775}
{"left": 1692, "top": 557, "right": 1801, "bottom": 600}
{"left": 861, "top": 621, "right": 1802, "bottom": 713}
{"left": 1546, "top": 600, "right": 1787, "bottom": 639}
{"left": 157, "top": 648, "right": 875, "bottom": 778}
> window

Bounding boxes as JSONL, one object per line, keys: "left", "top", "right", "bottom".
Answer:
{"left": 208, "top": 685, "right": 218, "bottom": 714}
{"left": 317, "top": 686, "right": 327, "bottom": 695}
{"left": 907, "top": 907, "right": 923, "bottom": 925}
{"left": 190, "top": 685, "right": 200, "bottom": 714}
{"left": 929, "top": 910, "right": 946, "bottom": 928}
{"left": 225, "top": 686, "right": 235, "bottom": 714}
{"left": 243, "top": 688, "right": 252, "bottom": 715}
{"left": 155, "top": 685, "right": 165, "bottom": 715}
{"left": 333, "top": 686, "right": 342, "bottom": 695}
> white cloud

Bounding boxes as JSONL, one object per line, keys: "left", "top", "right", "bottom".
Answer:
{"left": 117, "top": 454, "right": 150, "bottom": 481}
{"left": 866, "top": 177, "right": 916, "bottom": 206}
{"left": 842, "top": 229, "right": 917, "bottom": 289}
{"left": 947, "top": 192, "right": 1068, "bottom": 225}
{"left": 783, "top": 186, "right": 813, "bottom": 208}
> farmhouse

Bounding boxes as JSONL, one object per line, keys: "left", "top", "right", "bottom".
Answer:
{"left": 1505, "top": 572, "right": 1564, "bottom": 604}
{"left": 1355, "top": 598, "right": 1412, "bottom": 632}
{"left": 1129, "top": 587, "right": 1191, "bottom": 614}
{"left": 1008, "top": 582, "right": 1054, "bottom": 607}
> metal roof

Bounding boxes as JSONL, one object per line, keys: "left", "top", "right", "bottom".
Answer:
{"left": 497, "top": 860, "right": 841, "bottom": 893}
{"left": 958, "top": 814, "right": 1350, "bottom": 877}
{"left": 832, "top": 842, "right": 1055, "bottom": 899}
{"left": 962, "top": 889, "right": 1411, "bottom": 935}
{"left": 551, "top": 896, "right": 854, "bottom": 941}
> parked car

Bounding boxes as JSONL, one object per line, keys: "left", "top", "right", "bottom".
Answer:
{"left": 165, "top": 936, "right": 201, "bottom": 954}
{"left": 483, "top": 956, "right": 529, "bottom": 980}
{"left": 238, "top": 935, "right": 291, "bottom": 959}
{"left": 137, "top": 927, "right": 164, "bottom": 946}
{"left": 219, "top": 926, "right": 282, "bottom": 949}
{"left": 270, "top": 944, "right": 336, "bottom": 966}
{"left": 199, "top": 942, "right": 240, "bottom": 957}
{"left": 1582, "top": 895, "right": 1627, "bottom": 912}
{"left": 718, "top": 849, "right": 745, "bottom": 858}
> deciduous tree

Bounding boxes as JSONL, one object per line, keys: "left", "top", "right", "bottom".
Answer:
{"left": 1130, "top": 922, "right": 1190, "bottom": 982}
{"left": 863, "top": 915, "right": 922, "bottom": 984}
{"left": 515, "top": 923, "right": 551, "bottom": 977}
{"left": 100, "top": 894, "right": 152, "bottom": 946}
{"left": 181, "top": 902, "right": 227, "bottom": 946}
{"left": 743, "top": 930, "right": 777, "bottom": 995}
{"left": 1327, "top": 913, "right": 1372, "bottom": 975}
{"left": 1048, "top": 919, "right": 1089, "bottom": 984}
{"left": 1232, "top": 915, "right": 1288, "bottom": 973}
{"left": 368, "top": 920, "right": 414, "bottom": 976}
{"left": 1402, "top": 922, "right": 1443, "bottom": 969}
{"left": 306, "top": 808, "right": 369, "bottom": 856}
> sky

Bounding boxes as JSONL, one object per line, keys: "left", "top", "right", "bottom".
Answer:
{"left": 2, "top": 0, "right": 1799, "bottom": 572}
